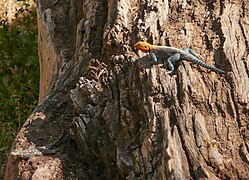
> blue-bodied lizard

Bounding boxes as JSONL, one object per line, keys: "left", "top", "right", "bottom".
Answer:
{"left": 134, "top": 41, "right": 225, "bottom": 74}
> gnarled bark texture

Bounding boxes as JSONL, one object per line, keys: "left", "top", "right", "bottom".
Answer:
{"left": 5, "top": 0, "right": 249, "bottom": 179}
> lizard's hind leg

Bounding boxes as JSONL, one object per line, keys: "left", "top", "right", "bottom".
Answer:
{"left": 166, "top": 53, "right": 181, "bottom": 74}
{"left": 183, "top": 48, "right": 203, "bottom": 59}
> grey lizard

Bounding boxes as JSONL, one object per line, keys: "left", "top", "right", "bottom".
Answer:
{"left": 134, "top": 41, "right": 225, "bottom": 74}
{"left": 10, "top": 126, "right": 63, "bottom": 159}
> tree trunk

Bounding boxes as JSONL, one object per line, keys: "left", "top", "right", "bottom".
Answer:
{"left": 5, "top": 0, "right": 249, "bottom": 179}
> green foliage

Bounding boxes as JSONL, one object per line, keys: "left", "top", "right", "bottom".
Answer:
{"left": 0, "top": 1, "right": 39, "bottom": 175}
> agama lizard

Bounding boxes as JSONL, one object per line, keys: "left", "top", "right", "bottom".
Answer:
{"left": 10, "top": 146, "right": 59, "bottom": 159}
{"left": 134, "top": 41, "right": 225, "bottom": 74}
{"left": 10, "top": 125, "right": 64, "bottom": 159}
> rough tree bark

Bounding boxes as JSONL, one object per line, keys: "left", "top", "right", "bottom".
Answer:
{"left": 5, "top": 0, "right": 249, "bottom": 179}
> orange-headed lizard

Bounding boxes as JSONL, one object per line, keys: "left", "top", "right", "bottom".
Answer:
{"left": 134, "top": 41, "right": 225, "bottom": 74}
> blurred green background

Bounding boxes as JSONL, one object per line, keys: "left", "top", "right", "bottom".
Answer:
{"left": 0, "top": 0, "right": 39, "bottom": 177}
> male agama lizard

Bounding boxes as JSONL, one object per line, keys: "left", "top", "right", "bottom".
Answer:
{"left": 134, "top": 41, "right": 225, "bottom": 74}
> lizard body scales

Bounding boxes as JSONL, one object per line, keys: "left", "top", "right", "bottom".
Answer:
{"left": 134, "top": 41, "right": 225, "bottom": 74}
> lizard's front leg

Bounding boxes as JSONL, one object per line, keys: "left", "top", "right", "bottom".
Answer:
{"left": 147, "top": 51, "right": 161, "bottom": 68}
{"left": 149, "top": 51, "right": 158, "bottom": 63}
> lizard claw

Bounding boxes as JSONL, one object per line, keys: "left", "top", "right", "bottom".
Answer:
{"left": 167, "top": 70, "right": 174, "bottom": 75}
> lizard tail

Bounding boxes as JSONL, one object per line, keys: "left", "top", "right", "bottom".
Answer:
{"left": 190, "top": 56, "right": 225, "bottom": 74}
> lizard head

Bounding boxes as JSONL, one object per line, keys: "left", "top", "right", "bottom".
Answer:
{"left": 10, "top": 149, "right": 24, "bottom": 157}
{"left": 134, "top": 41, "right": 153, "bottom": 53}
